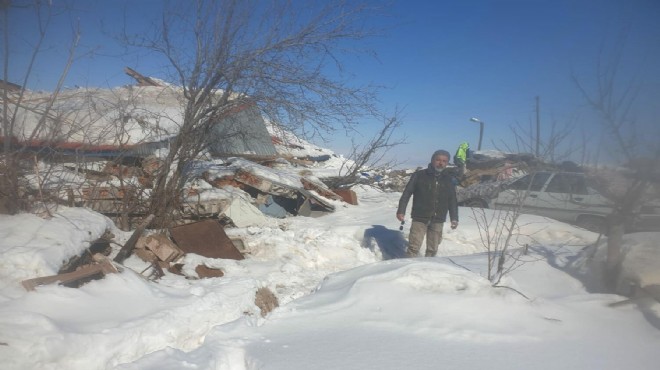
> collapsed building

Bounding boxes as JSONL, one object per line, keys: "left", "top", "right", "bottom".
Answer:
{"left": 2, "top": 70, "right": 360, "bottom": 290}
{"left": 1, "top": 70, "right": 356, "bottom": 231}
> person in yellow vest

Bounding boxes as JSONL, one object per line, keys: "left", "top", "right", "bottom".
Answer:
{"left": 454, "top": 142, "right": 470, "bottom": 180}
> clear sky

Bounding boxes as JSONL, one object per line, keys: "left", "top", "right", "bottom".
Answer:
{"left": 6, "top": 0, "right": 660, "bottom": 167}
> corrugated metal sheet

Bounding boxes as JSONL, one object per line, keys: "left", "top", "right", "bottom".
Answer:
{"left": 207, "top": 104, "right": 277, "bottom": 157}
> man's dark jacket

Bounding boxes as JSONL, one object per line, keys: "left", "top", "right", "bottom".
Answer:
{"left": 397, "top": 165, "right": 459, "bottom": 223}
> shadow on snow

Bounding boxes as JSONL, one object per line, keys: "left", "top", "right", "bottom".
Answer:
{"left": 362, "top": 225, "right": 408, "bottom": 260}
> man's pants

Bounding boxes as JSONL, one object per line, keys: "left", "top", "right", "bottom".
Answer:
{"left": 406, "top": 220, "right": 444, "bottom": 257}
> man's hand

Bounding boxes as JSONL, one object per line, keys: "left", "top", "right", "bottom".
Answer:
{"left": 396, "top": 213, "right": 405, "bottom": 222}
{"left": 451, "top": 221, "right": 458, "bottom": 229}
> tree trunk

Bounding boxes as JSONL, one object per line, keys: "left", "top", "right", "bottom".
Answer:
{"left": 605, "top": 212, "right": 625, "bottom": 290}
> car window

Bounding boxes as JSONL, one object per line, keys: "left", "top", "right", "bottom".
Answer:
{"left": 546, "top": 173, "right": 588, "bottom": 194}
{"left": 508, "top": 172, "right": 551, "bottom": 191}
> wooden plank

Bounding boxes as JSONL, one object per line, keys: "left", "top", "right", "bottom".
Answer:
{"left": 114, "top": 214, "right": 155, "bottom": 263}
{"left": 21, "top": 259, "right": 117, "bottom": 291}
{"left": 124, "top": 67, "right": 161, "bottom": 86}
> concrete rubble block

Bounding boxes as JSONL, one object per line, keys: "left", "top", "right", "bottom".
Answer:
{"left": 195, "top": 265, "right": 225, "bottom": 278}
{"left": 221, "top": 195, "right": 267, "bottom": 227}
{"left": 169, "top": 219, "right": 245, "bottom": 260}
{"left": 141, "top": 234, "right": 184, "bottom": 263}
{"left": 332, "top": 188, "right": 358, "bottom": 205}
{"left": 296, "top": 191, "right": 335, "bottom": 216}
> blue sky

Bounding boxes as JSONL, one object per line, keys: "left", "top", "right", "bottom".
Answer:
{"left": 7, "top": 0, "right": 660, "bottom": 167}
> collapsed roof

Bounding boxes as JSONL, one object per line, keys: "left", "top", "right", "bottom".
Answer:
{"left": 2, "top": 83, "right": 277, "bottom": 158}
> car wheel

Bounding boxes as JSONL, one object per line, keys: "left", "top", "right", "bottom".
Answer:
{"left": 576, "top": 216, "right": 605, "bottom": 233}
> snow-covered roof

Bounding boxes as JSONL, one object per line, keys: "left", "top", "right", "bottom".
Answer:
{"left": 6, "top": 85, "right": 277, "bottom": 157}
{"left": 10, "top": 86, "right": 184, "bottom": 146}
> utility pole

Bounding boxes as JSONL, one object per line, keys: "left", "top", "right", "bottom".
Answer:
{"left": 535, "top": 96, "right": 540, "bottom": 157}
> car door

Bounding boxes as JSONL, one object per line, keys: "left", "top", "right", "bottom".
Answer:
{"left": 534, "top": 172, "right": 610, "bottom": 223}
{"left": 493, "top": 172, "right": 551, "bottom": 212}
{"left": 533, "top": 173, "right": 581, "bottom": 222}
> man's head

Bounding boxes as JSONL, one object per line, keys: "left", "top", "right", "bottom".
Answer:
{"left": 431, "top": 150, "right": 450, "bottom": 169}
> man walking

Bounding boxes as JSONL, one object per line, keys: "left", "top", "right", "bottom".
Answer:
{"left": 396, "top": 149, "right": 459, "bottom": 257}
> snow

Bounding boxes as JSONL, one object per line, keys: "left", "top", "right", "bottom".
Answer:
{"left": 1, "top": 129, "right": 659, "bottom": 369}
{"left": 1, "top": 179, "right": 660, "bottom": 369}
{"left": 13, "top": 86, "right": 186, "bottom": 145}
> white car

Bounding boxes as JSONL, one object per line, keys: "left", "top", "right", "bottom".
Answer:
{"left": 490, "top": 171, "right": 614, "bottom": 232}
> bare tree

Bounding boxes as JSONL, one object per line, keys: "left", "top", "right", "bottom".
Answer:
{"left": 1, "top": 0, "right": 81, "bottom": 214}
{"left": 327, "top": 110, "right": 407, "bottom": 188}
{"left": 572, "top": 37, "right": 660, "bottom": 289}
{"left": 120, "top": 0, "right": 386, "bottom": 227}
{"left": 499, "top": 111, "right": 584, "bottom": 165}
{"left": 469, "top": 174, "right": 544, "bottom": 286}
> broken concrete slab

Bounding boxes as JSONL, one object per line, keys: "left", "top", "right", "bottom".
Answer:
{"left": 332, "top": 188, "right": 358, "bottom": 205}
{"left": 298, "top": 188, "right": 335, "bottom": 213}
{"left": 220, "top": 194, "right": 267, "bottom": 227}
{"left": 235, "top": 168, "right": 275, "bottom": 193}
{"left": 300, "top": 177, "right": 342, "bottom": 201}
{"left": 169, "top": 220, "right": 244, "bottom": 260}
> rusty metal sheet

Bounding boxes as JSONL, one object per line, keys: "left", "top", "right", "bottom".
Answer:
{"left": 169, "top": 220, "right": 244, "bottom": 260}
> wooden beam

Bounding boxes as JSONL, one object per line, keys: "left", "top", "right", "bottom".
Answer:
{"left": 114, "top": 214, "right": 155, "bottom": 263}
{"left": 21, "top": 259, "right": 118, "bottom": 291}
{"left": 124, "top": 67, "right": 161, "bottom": 87}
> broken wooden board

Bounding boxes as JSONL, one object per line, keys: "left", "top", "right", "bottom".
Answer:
{"left": 114, "top": 214, "right": 155, "bottom": 264}
{"left": 169, "top": 220, "right": 244, "bottom": 260}
{"left": 22, "top": 259, "right": 118, "bottom": 291}
{"left": 136, "top": 234, "right": 184, "bottom": 263}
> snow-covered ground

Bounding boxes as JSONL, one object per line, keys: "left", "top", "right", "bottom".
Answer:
{"left": 1, "top": 180, "right": 660, "bottom": 369}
